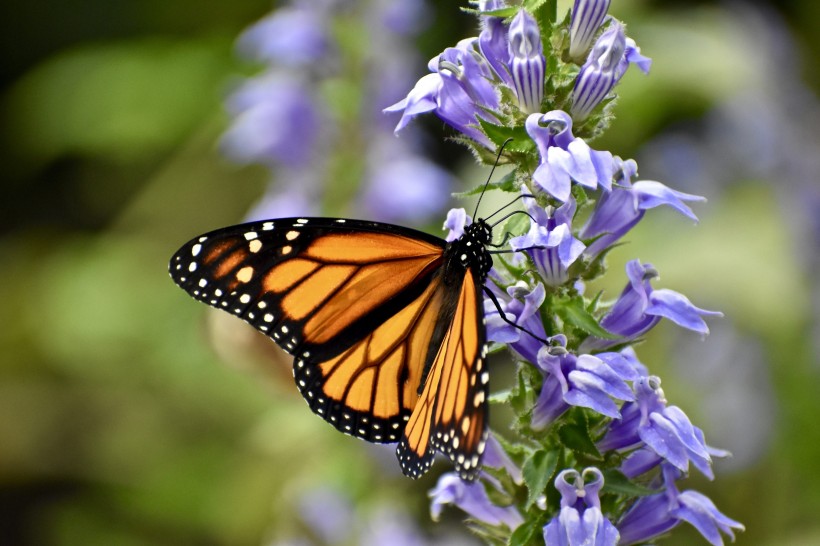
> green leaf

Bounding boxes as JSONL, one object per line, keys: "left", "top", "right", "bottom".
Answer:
{"left": 602, "top": 469, "right": 659, "bottom": 497}
{"left": 477, "top": 119, "right": 535, "bottom": 154}
{"left": 477, "top": 6, "right": 521, "bottom": 19}
{"left": 558, "top": 412, "right": 601, "bottom": 458}
{"left": 522, "top": 449, "right": 558, "bottom": 508}
{"left": 509, "top": 518, "right": 543, "bottom": 546}
{"left": 555, "top": 297, "right": 620, "bottom": 339}
{"left": 500, "top": 209, "right": 532, "bottom": 240}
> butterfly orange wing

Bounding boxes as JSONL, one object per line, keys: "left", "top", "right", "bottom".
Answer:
{"left": 398, "top": 269, "right": 489, "bottom": 480}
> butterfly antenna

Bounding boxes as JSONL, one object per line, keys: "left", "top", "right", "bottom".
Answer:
{"left": 484, "top": 193, "right": 537, "bottom": 223}
{"left": 473, "top": 138, "right": 514, "bottom": 220}
{"left": 490, "top": 209, "right": 536, "bottom": 229}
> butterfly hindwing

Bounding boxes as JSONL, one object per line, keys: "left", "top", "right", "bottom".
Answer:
{"left": 398, "top": 268, "right": 489, "bottom": 480}
{"left": 293, "top": 275, "right": 446, "bottom": 443}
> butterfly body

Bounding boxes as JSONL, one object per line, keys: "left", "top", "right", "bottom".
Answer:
{"left": 170, "top": 217, "right": 492, "bottom": 480}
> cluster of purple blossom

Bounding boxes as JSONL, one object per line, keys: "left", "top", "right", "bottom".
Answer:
{"left": 221, "top": 0, "right": 453, "bottom": 223}
{"left": 387, "top": 1, "right": 743, "bottom": 544}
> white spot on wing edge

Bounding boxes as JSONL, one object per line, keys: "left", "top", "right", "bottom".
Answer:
{"left": 244, "top": 231, "right": 258, "bottom": 241}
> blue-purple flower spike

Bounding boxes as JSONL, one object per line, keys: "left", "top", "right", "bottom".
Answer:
{"left": 357, "top": 2, "right": 739, "bottom": 542}
{"left": 569, "top": 0, "right": 611, "bottom": 60}
{"left": 508, "top": 9, "right": 545, "bottom": 113}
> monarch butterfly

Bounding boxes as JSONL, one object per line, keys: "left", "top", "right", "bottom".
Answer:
{"left": 169, "top": 215, "right": 497, "bottom": 480}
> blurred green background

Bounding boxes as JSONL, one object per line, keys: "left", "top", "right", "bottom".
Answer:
{"left": 2, "top": 0, "right": 819, "bottom": 545}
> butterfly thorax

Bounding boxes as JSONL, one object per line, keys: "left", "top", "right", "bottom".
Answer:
{"left": 443, "top": 220, "right": 493, "bottom": 283}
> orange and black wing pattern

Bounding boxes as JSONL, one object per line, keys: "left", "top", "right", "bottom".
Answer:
{"left": 397, "top": 268, "right": 489, "bottom": 480}
{"left": 169, "top": 217, "right": 491, "bottom": 480}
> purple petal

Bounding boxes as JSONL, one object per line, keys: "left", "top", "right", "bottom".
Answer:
{"left": 632, "top": 180, "right": 705, "bottom": 221}
{"left": 596, "top": 352, "right": 640, "bottom": 381}
{"left": 574, "top": 354, "right": 635, "bottom": 400}
{"left": 429, "top": 474, "right": 522, "bottom": 529}
{"left": 384, "top": 73, "right": 441, "bottom": 132}
{"left": 534, "top": 160, "right": 573, "bottom": 202}
{"left": 640, "top": 414, "right": 692, "bottom": 472}
{"left": 647, "top": 289, "right": 723, "bottom": 334}
{"left": 617, "top": 492, "right": 679, "bottom": 545}
{"left": 569, "top": 0, "right": 612, "bottom": 59}
{"left": 673, "top": 491, "right": 745, "bottom": 546}
{"left": 620, "top": 447, "right": 662, "bottom": 478}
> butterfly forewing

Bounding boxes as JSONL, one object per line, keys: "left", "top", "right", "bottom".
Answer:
{"left": 169, "top": 218, "right": 445, "bottom": 359}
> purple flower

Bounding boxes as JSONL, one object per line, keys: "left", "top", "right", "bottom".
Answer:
{"left": 482, "top": 432, "right": 523, "bottom": 484}
{"left": 484, "top": 281, "right": 548, "bottom": 364}
{"left": 543, "top": 468, "right": 620, "bottom": 545}
{"left": 360, "top": 507, "right": 430, "bottom": 546}
{"left": 569, "top": 0, "right": 611, "bottom": 60}
{"left": 570, "top": 21, "right": 652, "bottom": 120}
{"left": 443, "top": 207, "right": 471, "bottom": 242}
{"left": 386, "top": 8, "right": 549, "bottom": 146}
{"left": 429, "top": 473, "right": 522, "bottom": 529}
{"left": 582, "top": 260, "right": 723, "bottom": 351}
{"left": 385, "top": 40, "right": 500, "bottom": 148}
{"left": 361, "top": 142, "right": 452, "bottom": 223}
{"left": 297, "top": 487, "right": 354, "bottom": 544}
{"left": 598, "top": 376, "right": 728, "bottom": 479}
{"left": 570, "top": 21, "right": 624, "bottom": 120}
{"left": 221, "top": 73, "right": 323, "bottom": 168}
{"left": 510, "top": 192, "right": 585, "bottom": 286}
{"left": 618, "top": 464, "right": 744, "bottom": 546}
{"left": 372, "top": 0, "right": 430, "bottom": 36}
{"left": 580, "top": 158, "right": 706, "bottom": 261}
{"left": 525, "top": 111, "right": 615, "bottom": 201}
{"left": 477, "top": 0, "right": 512, "bottom": 88}
{"left": 237, "top": 6, "right": 331, "bottom": 67}
{"left": 508, "top": 9, "right": 545, "bottom": 113}
{"left": 533, "top": 340, "right": 639, "bottom": 428}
